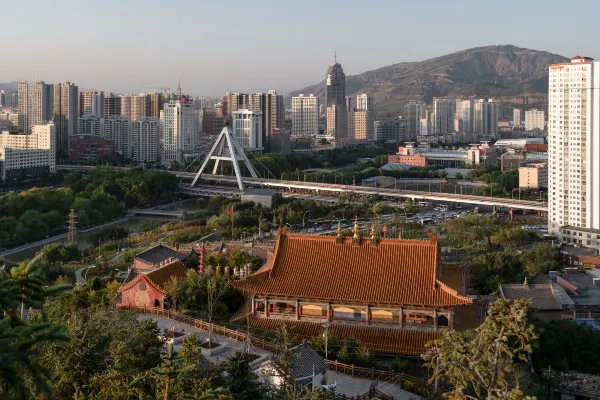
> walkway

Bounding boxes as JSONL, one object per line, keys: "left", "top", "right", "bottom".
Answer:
{"left": 138, "top": 314, "right": 422, "bottom": 399}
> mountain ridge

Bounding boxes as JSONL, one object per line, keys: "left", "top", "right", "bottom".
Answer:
{"left": 286, "top": 44, "right": 570, "bottom": 115}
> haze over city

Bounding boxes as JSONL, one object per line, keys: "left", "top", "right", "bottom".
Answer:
{"left": 4, "top": 0, "right": 600, "bottom": 95}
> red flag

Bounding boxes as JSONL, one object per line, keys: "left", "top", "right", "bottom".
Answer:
{"left": 229, "top": 208, "right": 233, "bottom": 216}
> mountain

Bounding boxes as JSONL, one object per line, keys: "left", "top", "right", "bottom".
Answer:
{"left": 0, "top": 82, "right": 18, "bottom": 92}
{"left": 287, "top": 45, "right": 569, "bottom": 115}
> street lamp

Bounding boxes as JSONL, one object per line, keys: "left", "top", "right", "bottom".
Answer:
{"left": 342, "top": 205, "right": 349, "bottom": 220}
{"left": 259, "top": 219, "right": 267, "bottom": 238}
{"left": 302, "top": 211, "right": 311, "bottom": 229}
{"left": 323, "top": 324, "right": 330, "bottom": 360}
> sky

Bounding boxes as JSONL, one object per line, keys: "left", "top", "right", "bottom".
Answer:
{"left": 3, "top": 0, "right": 600, "bottom": 96}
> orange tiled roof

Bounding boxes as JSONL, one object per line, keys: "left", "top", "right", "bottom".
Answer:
{"left": 232, "top": 230, "right": 472, "bottom": 308}
{"left": 249, "top": 317, "right": 439, "bottom": 355}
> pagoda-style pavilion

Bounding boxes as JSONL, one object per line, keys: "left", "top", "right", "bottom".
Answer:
{"left": 231, "top": 221, "right": 482, "bottom": 355}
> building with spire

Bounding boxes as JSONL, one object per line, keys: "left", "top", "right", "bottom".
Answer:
{"left": 325, "top": 54, "right": 348, "bottom": 143}
{"left": 230, "top": 224, "right": 483, "bottom": 355}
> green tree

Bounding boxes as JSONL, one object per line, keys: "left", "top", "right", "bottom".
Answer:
{"left": 423, "top": 299, "right": 538, "bottom": 399}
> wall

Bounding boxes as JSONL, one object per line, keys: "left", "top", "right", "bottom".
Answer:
{"left": 120, "top": 276, "right": 163, "bottom": 308}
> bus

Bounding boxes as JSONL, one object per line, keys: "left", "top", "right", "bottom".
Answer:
{"left": 434, "top": 204, "right": 449, "bottom": 212}
{"left": 417, "top": 201, "right": 432, "bottom": 208}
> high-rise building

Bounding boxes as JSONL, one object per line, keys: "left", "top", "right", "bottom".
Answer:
{"left": 326, "top": 105, "right": 348, "bottom": 141}
{"left": 225, "top": 92, "right": 249, "bottom": 115}
{"left": 53, "top": 81, "right": 78, "bottom": 154}
{"left": 349, "top": 109, "right": 374, "bottom": 142}
{"left": 356, "top": 94, "right": 373, "bottom": 111}
{"left": 0, "top": 90, "right": 5, "bottom": 107}
{"left": 269, "top": 128, "right": 290, "bottom": 154}
{"left": 104, "top": 116, "right": 132, "bottom": 159}
{"left": 146, "top": 92, "right": 163, "bottom": 118}
{"left": 404, "top": 101, "right": 425, "bottom": 138}
{"left": 513, "top": 108, "right": 522, "bottom": 127}
{"left": 78, "top": 115, "right": 104, "bottom": 137}
{"left": 133, "top": 117, "right": 159, "bottom": 163}
{"left": 232, "top": 109, "right": 263, "bottom": 150}
{"left": 455, "top": 100, "right": 474, "bottom": 133}
{"left": 160, "top": 97, "right": 197, "bottom": 164}
{"left": 201, "top": 107, "right": 217, "bottom": 135}
{"left": 473, "top": 99, "right": 498, "bottom": 136}
{"left": 18, "top": 81, "right": 53, "bottom": 134}
{"left": 0, "top": 110, "right": 19, "bottom": 127}
{"left": 548, "top": 56, "right": 600, "bottom": 247}
{"left": 79, "top": 91, "right": 103, "bottom": 117}
{"left": 433, "top": 99, "right": 456, "bottom": 136}
{"left": 326, "top": 60, "right": 346, "bottom": 107}
{"left": 264, "top": 90, "right": 284, "bottom": 151}
{"left": 120, "top": 94, "right": 147, "bottom": 122}
{"left": 1, "top": 91, "right": 18, "bottom": 108}
{"left": 525, "top": 109, "right": 545, "bottom": 131}
{"left": 375, "top": 118, "right": 406, "bottom": 143}
{"left": 0, "top": 123, "right": 56, "bottom": 181}
{"left": 104, "top": 93, "right": 121, "bottom": 117}
{"left": 292, "top": 94, "right": 319, "bottom": 137}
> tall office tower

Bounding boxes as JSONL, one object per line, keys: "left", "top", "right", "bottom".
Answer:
{"left": 78, "top": 115, "right": 104, "bottom": 137}
{"left": 433, "top": 99, "right": 456, "bottom": 136}
{"left": 326, "top": 105, "right": 348, "bottom": 140}
{"left": 53, "top": 82, "right": 78, "bottom": 154}
{"left": 404, "top": 100, "right": 425, "bottom": 138}
{"left": 548, "top": 56, "right": 600, "bottom": 247}
{"left": 455, "top": 100, "right": 474, "bottom": 133}
{"left": 349, "top": 109, "right": 374, "bottom": 141}
{"left": 104, "top": 116, "right": 133, "bottom": 159}
{"left": 356, "top": 94, "right": 373, "bottom": 111}
{"left": 120, "top": 94, "right": 133, "bottom": 121}
{"left": 513, "top": 108, "right": 522, "bottom": 127}
{"left": 473, "top": 99, "right": 497, "bottom": 135}
{"left": 146, "top": 92, "right": 163, "bottom": 118}
{"left": 486, "top": 101, "right": 499, "bottom": 135}
{"left": 232, "top": 109, "right": 263, "bottom": 150}
{"left": 160, "top": 97, "right": 197, "bottom": 164}
{"left": 375, "top": 118, "right": 406, "bottom": 142}
{"left": 8, "top": 91, "right": 18, "bottom": 108}
{"left": 225, "top": 91, "right": 249, "bottom": 115}
{"left": 104, "top": 93, "right": 121, "bottom": 117}
{"left": 18, "top": 81, "right": 53, "bottom": 134}
{"left": 292, "top": 94, "right": 319, "bottom": 136}
{"left": 79, "top": 91, "right": 102, "bottom": 117}
{"left": 345, "top": 96, "right": 353, "bottom": 110}
{"left": 0, "top": 90, "right": 5, "bottom": 107}
{"left": 133, "top": 117, "right": 159, "bottom": 162}
{"left": 201, "top": 107, "right": 216, "bottom": 134}
{"left": 525, "top": 109, "right": 545, "bottom": 131}
{"left": 326, "top": 59, "right": 346, "bottom": 107}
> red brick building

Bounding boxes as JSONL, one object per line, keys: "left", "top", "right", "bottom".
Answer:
{"left": 387, "top": 154, "right": 427, "bottom": 167}
{"left": 118, "top": 260, "right": 188, "bottom": 309}
{"left": 69, "top": 137, "right": 115, "bottom": 163}
{"left": 231, "top": 223, "right": 484, "bottom": 355}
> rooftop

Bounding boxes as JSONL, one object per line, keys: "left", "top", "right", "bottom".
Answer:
{"left": 135, "top": 244, "right": 187, "bottom": 266}
{"left": 119, "top": 260, "right": 188, "bottom": 294}
{"left": 561, "top": 270, "right": 600, "bottom": 306}
{"left": 232, "top": 228, "right": 472, "bottom": 308}
{"left": 288, "top": 342, "right": 328, "bottom": 380}
{"left": 499, "top": 281, "right": 564, "bottom": 311}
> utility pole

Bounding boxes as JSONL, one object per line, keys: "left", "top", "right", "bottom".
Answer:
{"left": 67, "top": 209, "right": 77, "bottom": 244}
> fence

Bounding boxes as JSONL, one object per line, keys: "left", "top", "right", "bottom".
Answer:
{"left": 126, "top": 306, "right": 433, "bottom": 391}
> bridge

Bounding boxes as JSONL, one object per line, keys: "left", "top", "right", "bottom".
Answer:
{"left": 131, "top": 210, "right": 185, "bottom": 218}
{"left": 55, "top": 124, "right": 548, "bottom": 212}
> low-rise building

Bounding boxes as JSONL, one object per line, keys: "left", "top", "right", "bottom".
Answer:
{"left": 375, "top": 118, "right": 405, "bottom": 142}
{"left": 498, "top": 278, "right": 573, "bottom": 322}
{"left": 69, "top": 136, "right": 115, "bottom": 163}
{"left": 0, "top": 123, "right": 56, "bottom": 181}
{"left": 519, "top": 163, "right": 548, "bottom": 189}
{"left": 269, "top": 128, "right": 290, "bottom": 154}
{"left": 500, "top": 153, "right": 525, "bottom": 172}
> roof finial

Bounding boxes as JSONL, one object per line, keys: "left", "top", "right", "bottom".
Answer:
{"left": 523, "top": 276, "right": 528, "bottom": 286}
{"left": 334, "top": 50, "right": 337, "bottom": 63}
{"left": 336, "top": 221, "right": 342, "bottom": 237}
{"left": 370, "top": 223, "right": 376, "bottom": 239}
{"left": 352, "top": 216, "right": 360, "bottom": 240}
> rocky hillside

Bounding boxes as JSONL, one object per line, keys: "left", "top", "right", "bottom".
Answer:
{"left": 287, "top": 45, "right": 569, "bottom": 115}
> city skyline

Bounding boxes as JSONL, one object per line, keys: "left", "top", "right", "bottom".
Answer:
{"left": 3, "top": 0, "right": 600, "bottom": 96}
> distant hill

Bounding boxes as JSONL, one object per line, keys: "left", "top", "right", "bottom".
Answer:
{"left": 287, "top": 45, "right": 569, "bottom": 115}
{"left": 0, "top": 82, "right": 18, "bottom": 92}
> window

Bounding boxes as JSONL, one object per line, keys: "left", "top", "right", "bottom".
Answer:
{"left": 575, "top": 312, "right": 589, "bottom": 319}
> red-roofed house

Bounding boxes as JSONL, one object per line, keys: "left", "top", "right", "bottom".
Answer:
{"left": 231, "top": 223, "right": 483, "bottom": 355}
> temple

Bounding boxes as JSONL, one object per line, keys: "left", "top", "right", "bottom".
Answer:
{"left": 231, "top": 221, "right": 483, "bottom": 355}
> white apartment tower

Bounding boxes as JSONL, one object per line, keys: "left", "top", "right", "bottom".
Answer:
{"left": 18, "top": 81, "right": 53, "bottom": 134}
{"left": 232, "top": 109, "right": 263, "bottom": 150}
{"left": 433, "top": 99, "right": 456, "bottom": 136}
{"left": 291, "top": 94, "right": 319, "bottom": 136}
{"left": 356, "top": 94, "right": 373, "bottom": 111}
{"left": 160, "top": 98, "right": 197, "bottom": 164}
{"left": 525, "top": 109, "right": 545, "bottom": 131}
{"left": 548, "top": 56, "right": 600, "bottom": 247}
{"left": 133, "top": 117, "right": 159, "bottom": 163}
{"left": 104, "top": 116, "right": 133, "bottom": 159}
{"left": 53, "top": 81, "right": 78, "bottom": 154}
{"left": 405, "top": 101, "right": 425, "bottom": 138}
{"left": 78, "top": 115, "right": 104, "bottom": 137}
{"left": 513, "top": 108, "right": 522, "bottom": 127}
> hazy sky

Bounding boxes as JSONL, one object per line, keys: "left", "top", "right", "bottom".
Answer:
{"left": 4, "top": 0, "right": 599, "bottom": 96}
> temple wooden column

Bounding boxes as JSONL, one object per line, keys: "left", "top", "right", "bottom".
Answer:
{"left": 327, "top": 303, "right": 331, "bottom": 322}
{"left": 251, "top": 295, "right": 256, "bottom": 315}
{"left": 295, "top": 300, "right": 300, "bottom": 320}
{"left": 399, "top": 307, "right": 404, "bottom": 328}
{"left": 433, "top": 310, "right": 438, "bottom": 331}
{"left": 449, "top": 311, "right": 454, "bottom": 330}
{"left": 365, "top": 306, "right": 370, "bottom": 326}
{"left": 264, "top": 298, "right": 269, "bottom": 318}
